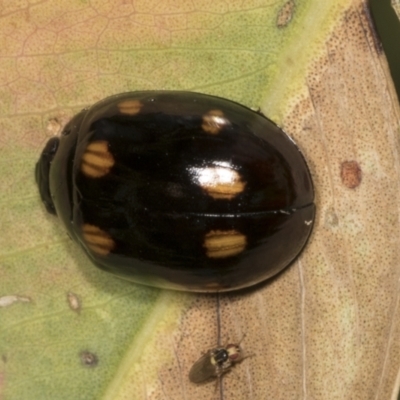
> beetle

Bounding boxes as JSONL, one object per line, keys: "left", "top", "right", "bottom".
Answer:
{"left": 189, "top": 343, "right": 243, "bottom": 383}
{"left": 35, "top": 91, "right": 315, "bottom": 292}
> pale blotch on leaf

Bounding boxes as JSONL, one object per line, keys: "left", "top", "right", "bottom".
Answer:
{"left": 67, "top": 292, "right": 81, "bottom": 313}
{"left": 0, "top": 295, "right": 31, "bottom": 308}
{"left": 46, "top": 118, "right": 62, "bottom": 136}
{"left": 325, "top": 208, "right": 339, "bottom": 228}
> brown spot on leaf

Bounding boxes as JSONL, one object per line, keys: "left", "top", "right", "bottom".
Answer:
{"left": 277, "top": 0, "right": 296, "bottom": 28}
{"left": 80, "top": 351, "right": 98, "bottom": 367}
{"left": 340, "top": 160, "right": 362, "bottom": 188}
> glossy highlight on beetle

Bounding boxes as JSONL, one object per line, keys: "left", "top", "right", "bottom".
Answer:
{"left": 35, "top": 91, "right": 315, "bottom": 292}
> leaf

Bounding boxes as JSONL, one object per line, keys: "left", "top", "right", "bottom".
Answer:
{"left": 1, "top": 0, "right": 399, "bottom": 399}
{"left": 392, "top": 0, "right": 400, "bottom": 18}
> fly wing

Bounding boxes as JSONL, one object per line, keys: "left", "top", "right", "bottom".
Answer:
{"left": 189, "top": 352, "right": 217, "bottom": 383}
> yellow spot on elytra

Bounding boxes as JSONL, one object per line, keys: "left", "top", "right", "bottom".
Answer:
{"left": 202, "top": 109, "right": 230, "bottom": 134}
{"left": 82, "top": 224, "right": 115, "bottom": 255}
{"left": 81, "top": 140, "right": 114, "bottom": 178}
{"left": 203, "top": 230, "right": 246, "bottom": 258}
{"left": 193, "top": 166, "right": 246, "bottom": 199}
{"left": 203, "top": 282, "right": 226, "bottom": 291}
{"left": 117, "top": 99, "right": 143, "bottom": 115}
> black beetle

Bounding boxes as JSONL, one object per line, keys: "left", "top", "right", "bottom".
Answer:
{"left": 36, "top": 91, "right": 315, "bottom": 292}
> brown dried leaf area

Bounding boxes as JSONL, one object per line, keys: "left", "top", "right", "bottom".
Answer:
{"left": 144, "top": 5, "right": 400, "bottom": 400}
{"left": 282, "top": 16, "right": 400, "bottom": 398}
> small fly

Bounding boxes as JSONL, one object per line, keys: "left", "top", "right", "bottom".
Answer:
{"left": 189, "top": 342, "right": 244, "bottom": 383}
